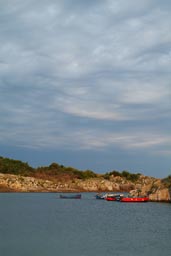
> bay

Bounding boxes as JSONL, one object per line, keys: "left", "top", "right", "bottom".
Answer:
{"left": 0, "top": 193, "right": 171, "bottom": 256}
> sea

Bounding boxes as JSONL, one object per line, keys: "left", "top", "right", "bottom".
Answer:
{"left": 0, "top": 192, "right": 171, "bottom": 256}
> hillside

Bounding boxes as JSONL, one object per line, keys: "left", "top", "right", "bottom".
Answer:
{"left": 0, "top": 156, "right": 170, "bottom": 202}
{"left": 0, "top": 156, "right": 142, "bottom": 182}
{"left": 0, "top": 156, "right": 97, "bottom": 180}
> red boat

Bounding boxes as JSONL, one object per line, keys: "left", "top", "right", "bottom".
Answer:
{"left": 120, "top": 197, "right": 149, "bottom": 202}
{"left": 105, "top": 194, "right": 123, "bottom": 201}
{"left": 106, "top": 196, "right": 117, "bottom": 201}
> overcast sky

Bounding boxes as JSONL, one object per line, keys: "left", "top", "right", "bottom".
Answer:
{"left": 0, "top": 0, "right": 171, "bottom": 178}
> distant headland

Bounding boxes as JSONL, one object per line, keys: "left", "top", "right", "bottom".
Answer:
{"left": 0, "top": 156, "right": 170, "bottom": 202}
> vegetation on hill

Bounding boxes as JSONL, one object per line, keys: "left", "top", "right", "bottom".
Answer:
{"left": 0, "top": 156, "right": 33, "bottom": 175}
{"left": 1, "top": 156, "right": 169, "bottom": 185}
{"left": 0, "top": 156, "right": 97, "bottom": 181}
{"left": 162, "top": 175, "right": 171, "bottom": 188}
{"left": 103, "top": 169, "right": 141, "bottom": 182}
{"left": 33, "top": 162, "right": 97, "bottom": 181}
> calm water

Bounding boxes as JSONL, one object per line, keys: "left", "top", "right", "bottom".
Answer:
{"left": 0, "top": 193, "right": 171, "bottom": 256}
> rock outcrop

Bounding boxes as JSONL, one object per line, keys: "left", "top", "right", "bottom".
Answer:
{"left": 0, "top": 173, "right": 133, "bottom": 192}
{"left": 0, "top": 173, "right": 58, "bottom": 192}
{"left": 0, "top": 173, "right": 170, "bottom": 202}
{"left": 129, "top": 175, "right": 171, "bottom": 202}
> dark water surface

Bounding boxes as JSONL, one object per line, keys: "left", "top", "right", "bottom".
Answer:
{"left": 0, "top": 193, "right": 171, "bottom": 256}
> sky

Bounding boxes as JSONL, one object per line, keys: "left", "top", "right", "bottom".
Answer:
{"left": 0, "top": 0, "right": 171, "bottom": 178}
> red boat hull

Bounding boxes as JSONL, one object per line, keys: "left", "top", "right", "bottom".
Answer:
{"left": 120, "top": 197, "right": 149, "bottom": 202}
{"left": 106, "top": 197, "right": 117, "bottom": 201}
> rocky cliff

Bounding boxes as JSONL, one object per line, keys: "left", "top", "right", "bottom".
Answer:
{"left": 129, "top": 175, "right": 171, "bottom": 202}
{"left": 0, "top": 173, "right": 133, "bottom": 192}
{"left": 0, "top": 173, "right": 170, "bottom": 202}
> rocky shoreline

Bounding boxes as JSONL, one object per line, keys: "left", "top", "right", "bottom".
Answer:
{"left": 0, "top": 173, "right": 170, "bottom": 202}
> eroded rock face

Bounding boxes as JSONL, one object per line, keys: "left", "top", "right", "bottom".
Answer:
{"left": 0, "top": 173, "right": 57, "bottom": 192}
{"left": 149, "top": 188, "right": 171, "bottom": 202}
{"left": 0, "top": 173, "right": 170, "bottom": 202}
{"left": 0, "top": 174, "right": 134, "bottom": 192}
{"left": 129, "top": 175, "right": 171, "bottom": 202}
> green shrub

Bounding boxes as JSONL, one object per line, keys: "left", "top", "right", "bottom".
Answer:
{"left": 0, "top": 156, "right": 33, "bottom": 175}
{"left": 103, "top": 169, "right": 141, "bottom": 182}
{"left": 162, "top": 175, "right": 171, "bottom": 187}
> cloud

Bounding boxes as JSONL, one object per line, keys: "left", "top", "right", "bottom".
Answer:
{"left": 154, "top": 150, "right": 171, "bottom": 156}
{"left": 1, "top": 0, "right": 171, "bottom": 82}
{"left": 0, "top": 0, "right": 171, "bottom": 171}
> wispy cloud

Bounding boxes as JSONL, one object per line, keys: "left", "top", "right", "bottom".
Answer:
{"left": 0, "top": 0, "right": 171, "bottom": 176}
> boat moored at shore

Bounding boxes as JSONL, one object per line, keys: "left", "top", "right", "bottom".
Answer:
{"left": 96, "top": 193, "right": 124, "bottom": 201}
{"left": 106, "top": 193, "right": 124, "bottom": 201}
{"left": 60, "top": 194, "right": 81, "bottom": 199}
{"left": 95, "top": 193, "right": 107, "bottom": 199}
{"left": 120, "top": 196, "right": 149, "bottom": 202}
{"left": 96, "top": 193, "right": 149, "bottom": 202}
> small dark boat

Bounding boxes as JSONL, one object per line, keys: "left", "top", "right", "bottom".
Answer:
{"left": 95, "top": 193, "right": 106, "bottom": 199}
{"left": 59, "top": 194, "right": 81, "bottom": 199}
{"left": 120, "top": 196, "right": 149, "bottom": 202}
{"left": 96, "top": 193, "right": 119, "bottom": 199}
